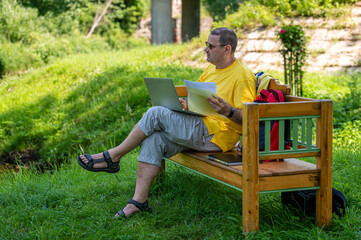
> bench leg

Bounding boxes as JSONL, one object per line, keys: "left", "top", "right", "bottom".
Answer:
{"left": 316, "top": 100, "right": 333, "bottom": 228}
{"left": 242, "top": 186, "right": 259, "bottom": 233}
{"left": 242, "top": 103, "right": 260, "bottom": 233}
{"left": 316, "top": 187, "right": 332, "bottom": 228}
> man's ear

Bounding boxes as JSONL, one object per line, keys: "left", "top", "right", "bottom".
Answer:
{"left": 224, "top": 45, "right": 232, "bottom": 54}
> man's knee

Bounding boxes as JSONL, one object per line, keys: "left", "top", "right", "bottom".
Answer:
{"left": 137, "top": 161, "right": 160, "bottom": 178}
{"left": 144, "top": 106, "right": 168, "bottom": 118}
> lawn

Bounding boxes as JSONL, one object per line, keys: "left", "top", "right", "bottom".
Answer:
{"left": 0, "top": 44, "right": 360, "bottom": 239}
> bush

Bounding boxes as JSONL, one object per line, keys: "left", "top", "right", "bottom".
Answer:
{"left": 202, "top": 0, "right": 239, "bottom": 21}
{"left": 18, "top": 0, "right": 147, "bottom": 36}
{"left": 0, "top": 0, "right": 44, "bottom": 43}
{"left": 31, "top": 33, "right": 112, "bottom": 63}
{"left": 0, "top": 34, "right": 115, "bottom": 76}
{"left": 104, "top": 28, "right": 147, "bottom": 50}
{"left": 257, "top": 0, "right": 358, "bottom": 17}
{"left": 214, "top": 2, "right": 276, "bottom": 33}
{"left": 0, "top": 41, "right": 42, "bottom": 76}
{"left": 214, "top": 0, "right": 358, "bottom": 31}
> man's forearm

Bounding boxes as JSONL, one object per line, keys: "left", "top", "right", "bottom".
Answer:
{"left": 226, "top": 107, "right": 242, "bottom": 124}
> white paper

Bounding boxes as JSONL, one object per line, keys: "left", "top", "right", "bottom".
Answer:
{"left": 184, "top": 80, "right": 223, "bottom": 117}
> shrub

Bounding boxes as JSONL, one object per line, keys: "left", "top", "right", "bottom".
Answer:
{"left": 276, "top": 23, "right": 307, "bottom": 52}
{"left": 214, "top": 2, "right": 276, "bottom": 33}
{"left": 276, "top": 23, "right": 307, "bottom": 96}
{"left": 257, "top": 0, "right": 358, "bottom": 17}
{"left": 202, "top": 0, "right": 239, "bottom": 21}
{"left": 0, "top": 41, "right": 42, "bottom": 76}
{"left": 18, "top": 0, "right": 147, "bottom": 36}
{"left": 30, "top": 33, "right": 112, "bottom": 63}
{"left": 0, "top": 0, "right": 43, "bottom": 43}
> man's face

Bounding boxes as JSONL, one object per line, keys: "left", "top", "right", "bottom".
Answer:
{"left": 204, "top": 34, "right": 225, "bottom": 65}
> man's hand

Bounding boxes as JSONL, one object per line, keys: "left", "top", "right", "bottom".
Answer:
{"left": 179, "top": 98, "right": 188, "bottom": 110}
{"left": 207, "top": 96, "right": 231, "bottom": 116}
{"left": 207, "top": 96, "right": 242, "bottom": 124}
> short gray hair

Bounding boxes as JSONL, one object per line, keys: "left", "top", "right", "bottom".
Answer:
{"left": 210, "top": 27, "right": 237, "bottom": 53}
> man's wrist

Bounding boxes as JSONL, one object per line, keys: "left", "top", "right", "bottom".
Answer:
{"left": 226, "top": 107, "right": 234, "bottom": 118}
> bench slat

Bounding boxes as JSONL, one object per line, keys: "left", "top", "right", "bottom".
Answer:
{"left": 258, "top": 101, "right": 321, "bottom": 118}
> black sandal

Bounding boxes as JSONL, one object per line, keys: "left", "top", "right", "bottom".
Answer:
{"left": 77, "top": 150, "right": 120, "bottom": 173}
{"left": 114, "top": 199, "right": 153, "bottom": 218}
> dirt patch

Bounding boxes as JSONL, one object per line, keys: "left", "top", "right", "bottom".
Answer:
{"left": 0, "top": 150, "right": 39, "bottom": 170}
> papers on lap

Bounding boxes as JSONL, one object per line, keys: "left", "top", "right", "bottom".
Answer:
{"left": 184, "top": 80, "right": 223, "bottom": 117}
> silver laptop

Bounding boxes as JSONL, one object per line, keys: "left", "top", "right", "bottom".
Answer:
{"left": 144, "top": 77, "right": 204, "bottom": 116}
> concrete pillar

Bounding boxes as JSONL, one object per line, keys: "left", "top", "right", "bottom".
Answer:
{"left": 151, "top": 0, "right": 173, "bottom": 44}
{"left": 181, "top": 0, "right": 200, "bottom": 42}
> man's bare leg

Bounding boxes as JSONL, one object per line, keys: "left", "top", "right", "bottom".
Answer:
{"left": 79, "top": 124, "right": 146, "bottom": 168}
{"left": 116, "top": 161, "right": 160, "bottom": 216}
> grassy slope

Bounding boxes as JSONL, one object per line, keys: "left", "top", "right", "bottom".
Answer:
{"left": 0, "top": 44, "right": 203, "bottom": 166}
{"left": 0, "top": 45, "right": 360, "bottom": 239}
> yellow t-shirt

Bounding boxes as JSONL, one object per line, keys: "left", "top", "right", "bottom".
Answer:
{"left": 198, "top": 59, "right": 256, "bottom": 152}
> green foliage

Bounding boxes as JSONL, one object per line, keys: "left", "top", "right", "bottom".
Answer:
{"left": 0, "top": 0, "right": 44, "bottom": 43}
{"left": 108, "top": 0, "right": 146, "bottom": 34}
{"left": 333, "top": 73, "right": 361, "bottom": 128}
{"left": 276, "top": 23, "right": 307, "bottom": 96}
{"left": 302, "top": 71, "right": 361, "bottom": 141}
{"left": 202, "top": 0, "right": 239, "bottom": 21}
{"left": 0, "top": 0, "right": 148, "bottom": 76}
{"left": 17, "top": 0, "right": 146, "bottom": 35}
{"left": 0, "top": 28, "right": 149, "bottom": 77}
{"left": 213, "top": 0, "right": 357, "bottom": 32}
{"left": 276, "top": 24, "right": 306, "bottom": 52}
{"left": 257, "top": 0, "right": 358, "bottom": 17}
{"left": 19, "top": 0, "right": 84, "bottom": 16}
{"left": 1, "top": 0, "right": 146, "bottom": 41}
{"left": 31, "top": 33, "right": 113, "bottom": 63}
{"left": 214, "top": 2, "right": 277, "bottom": 32}
{"left": 0, "top": 41, "right": 43, "bottom": 77}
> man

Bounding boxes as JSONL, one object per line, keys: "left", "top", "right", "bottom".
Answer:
{"left": 77, "top": 27, "right": 256, "bottom": 218}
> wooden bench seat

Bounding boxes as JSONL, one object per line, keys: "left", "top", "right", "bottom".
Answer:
{"left": 161, "top": 79, "right": 333, "bottom": 233}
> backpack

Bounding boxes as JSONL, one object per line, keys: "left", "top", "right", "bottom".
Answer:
{"left": 254, "top": 89, "right": 288, "bottom": 151}
{"left": 281, "top": 188, "right": 348, "bottom": 217}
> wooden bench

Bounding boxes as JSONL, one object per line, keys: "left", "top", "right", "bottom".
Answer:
{"left": 161, "top": 79, "right": 333, "bottom": 233}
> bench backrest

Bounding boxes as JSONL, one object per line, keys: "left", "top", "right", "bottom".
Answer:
{"left": 175, "top": 79, "right": 332, "bottom": 161}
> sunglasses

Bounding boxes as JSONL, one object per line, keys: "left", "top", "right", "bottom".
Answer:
{"left": 205, "top": 41, "right": 226, "bottom": 50}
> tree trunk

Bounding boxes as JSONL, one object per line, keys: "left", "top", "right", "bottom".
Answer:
{"left": 86, "top": 0, "right": 113, "bottom": 38}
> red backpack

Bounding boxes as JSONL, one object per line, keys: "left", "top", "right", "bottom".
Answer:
{"left": 254, "top": 89, "right": 286, "bottom": 151}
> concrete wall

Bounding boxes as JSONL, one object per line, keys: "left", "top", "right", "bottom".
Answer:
{"left": 151, "top": 0, "right": 173, "bottom": 44}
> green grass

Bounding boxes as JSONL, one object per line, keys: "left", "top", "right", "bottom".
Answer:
{"left": 0, "top": 147, "right": 360, "bottom": 239}
{"left": 0, "top": 44, "right": 203, "bottom": 167}
{"left": 0, "top": 44, "right": 361, "bottom": 239}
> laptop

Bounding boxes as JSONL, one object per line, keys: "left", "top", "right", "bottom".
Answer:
{"left": 144, "top": 77, "right": 204, "bottom": 116}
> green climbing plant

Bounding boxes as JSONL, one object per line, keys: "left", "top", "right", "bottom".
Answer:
{"left": 276, "top": 23, "right": 307, "bottom": 96}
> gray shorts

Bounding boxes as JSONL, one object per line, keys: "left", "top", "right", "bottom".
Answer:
{"left": 137, "top": 106, "right": 221, "bottom": 167}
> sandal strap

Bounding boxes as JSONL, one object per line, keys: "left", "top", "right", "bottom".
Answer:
{"left": 103, "top": 151, "right": 117, "bottom": 168}
{"left": 127, "top": 199, "right": 149, "bottom": 211}
{"left": 116, "top": 210, "right": 126, "bottom": 217}
{"left": 84, "top": 154, "right": 94, "bottom": 168}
